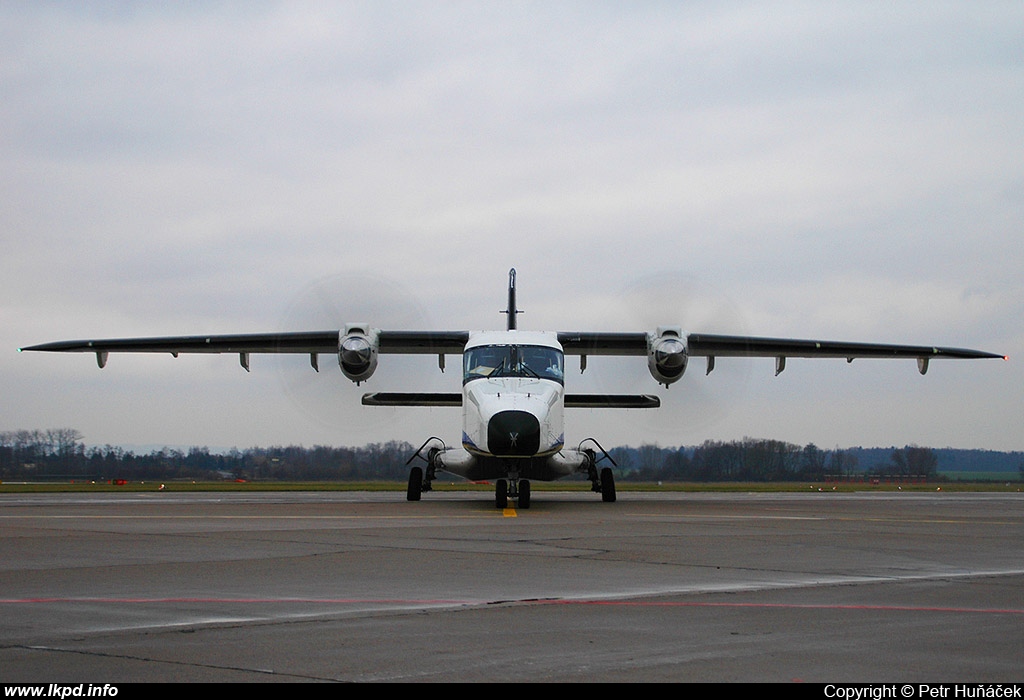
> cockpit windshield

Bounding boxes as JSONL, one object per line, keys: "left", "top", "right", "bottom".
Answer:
{"left": 463, "top": 344, "right": 564, "bottom": 385}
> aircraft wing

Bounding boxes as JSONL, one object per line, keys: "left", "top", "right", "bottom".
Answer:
{"left": 687, "top": 333, "right": 1005, "bottom": 375}
{"left": 685, "top": 334, "right": 1003, "bottom": 360}
{"left": 19, "top": 330, "right": 470, "bottom": 370}
{"left": 557, "top": 331, "right": 1004, "bottom": 377}
{"left": 20, "top": 328, "right": 1003, "bottom": 377}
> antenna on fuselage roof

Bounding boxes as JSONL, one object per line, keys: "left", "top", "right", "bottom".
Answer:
{"left": 501, "top": 268, "right": 522, "bottom": 331}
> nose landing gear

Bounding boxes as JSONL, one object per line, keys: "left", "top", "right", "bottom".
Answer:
{"left": 495, "top": 477, "right": 531, "bottom": 509}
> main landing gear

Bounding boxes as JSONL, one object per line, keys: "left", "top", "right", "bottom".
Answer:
{"left": 405, "top": 437, "right": 443, "bottom": 502}
{"left": 581, "top": 439, "right": 617, "bottom": 503}
{"left": 404, "top": 437, "right": 618, "bottom": 506}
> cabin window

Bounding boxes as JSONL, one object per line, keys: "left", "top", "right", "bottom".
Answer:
{"left": 463, "top": 345, "right": 564, "bottom": 384}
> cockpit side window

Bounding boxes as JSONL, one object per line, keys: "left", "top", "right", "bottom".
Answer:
{"left": 463, "top": 345, "right": 564, "bottom": 384}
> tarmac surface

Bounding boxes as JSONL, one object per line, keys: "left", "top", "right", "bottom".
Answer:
{"left": 1, "top": 488, "right": 1022, "bottom": 682}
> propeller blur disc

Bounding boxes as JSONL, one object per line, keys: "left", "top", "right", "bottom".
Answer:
{"left": 271, "top": 271, "right": 443, "bottom": 442}
{"left": 586, "top": 270, "right": 753, "bottom": 445}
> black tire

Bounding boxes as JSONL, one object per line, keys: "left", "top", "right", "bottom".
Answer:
{"left": 407, "top": 467, "right": 423, "bottom": 501}
{"left": 518, "top": 480, "right": 531, "bottom": 509}
{"left": 495, "top": 479, "right": 508, "bottom": 508}
{"left": 600, "top": 467, "right": 616, "bottom": 503}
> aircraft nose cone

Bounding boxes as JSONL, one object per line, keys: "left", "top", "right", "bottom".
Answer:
{"left": 487, "top": 410, "right": 540, "bottom": 456}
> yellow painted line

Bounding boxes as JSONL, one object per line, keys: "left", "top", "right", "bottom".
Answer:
{"left": 502, "top": 507, "right": 517, "bottom": 517}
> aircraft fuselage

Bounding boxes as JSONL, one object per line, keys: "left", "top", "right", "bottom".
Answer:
{"left": 448, "top": 330, "right": 576, "bottom": 481}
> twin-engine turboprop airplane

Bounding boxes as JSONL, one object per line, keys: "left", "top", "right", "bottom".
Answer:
{"left": 20, "top": 269, "right": 1005, "bottom": 508}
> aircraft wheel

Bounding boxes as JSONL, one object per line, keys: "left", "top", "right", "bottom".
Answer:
{"left": 600, "top": 467, "right": 616, "bottom": 503}
{"left": 518, "top": 480, "right": 531, "bottom": 509}
{"left": 407, "top": 467, "right": 423, "bottom": 501}
{"left": 495, "top": 479, "right": 508, "bottom": 509}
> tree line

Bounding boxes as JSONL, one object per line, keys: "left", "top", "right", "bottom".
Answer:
{"left": 1, "top": 429, "right": 1018, "bottom": 483}
{"left": 608, "top": 439, "right": 943, "bottom": 482}
{"left": 0, "top": 429, "right": 414, "bottom": 482}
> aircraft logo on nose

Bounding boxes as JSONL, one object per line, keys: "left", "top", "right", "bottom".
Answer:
{"left": 509, "top": 432, "right": 519, "bottom": 447}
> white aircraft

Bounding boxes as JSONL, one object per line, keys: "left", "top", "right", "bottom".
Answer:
{"left": 20, "top": 269, "right": 1005, "bottom": 508}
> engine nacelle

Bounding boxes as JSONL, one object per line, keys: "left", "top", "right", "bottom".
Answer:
{"left": 338, "top": 324, "right": 379, "bottom": 384}
{"left": 648, "top": 326, "right": 688, "bottom": 387}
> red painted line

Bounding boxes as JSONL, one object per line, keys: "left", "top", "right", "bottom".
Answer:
{"left": 0, "top": 597, "right": 474, "bottom": 605}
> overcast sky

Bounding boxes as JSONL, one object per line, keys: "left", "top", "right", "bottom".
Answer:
{"left": 4, "top": 2, "right": 1022, "bottom": 453}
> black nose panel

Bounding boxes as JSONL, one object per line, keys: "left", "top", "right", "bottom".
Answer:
{"left": 487, "top": 411, "right": 540, "bottom": 456}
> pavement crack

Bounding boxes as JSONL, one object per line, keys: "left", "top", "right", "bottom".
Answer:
{"left": 16, "top": 644, "right": 345, "bottom": 682}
